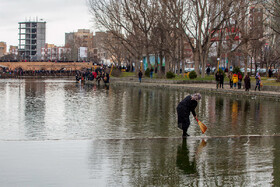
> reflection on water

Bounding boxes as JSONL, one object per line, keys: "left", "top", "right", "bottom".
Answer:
{"left": 176, "top": 138, "right": 197, "bottom": 175}
{"left": 86, "top": 137, "right": 279, "bottom": 186}
{"left": 0, "top": 79, "right": 280, "bottom": 186}
{"left": 0, "top": 79, "right": 280, "bottom": 140}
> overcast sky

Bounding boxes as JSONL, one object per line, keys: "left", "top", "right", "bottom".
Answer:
{"left": 0, "top": 0, "right": 94, "bottom": 50}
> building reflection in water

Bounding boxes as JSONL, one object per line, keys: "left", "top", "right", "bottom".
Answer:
{"left": 24, "top": 80, "right": 46, "bottom": 139}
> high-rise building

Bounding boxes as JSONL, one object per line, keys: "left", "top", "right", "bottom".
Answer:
{"left": 18, "top": 20, "right": 46, "bottom": 60}
{"left": 0, "top": 42, "right": 7, "bottom": 57}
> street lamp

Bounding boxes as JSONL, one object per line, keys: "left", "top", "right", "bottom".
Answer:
{"left": 217, "top": 58, "right": 220, "bottom": 71}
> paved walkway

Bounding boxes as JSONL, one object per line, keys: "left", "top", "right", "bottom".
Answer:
{"left": 110, "top": 77, "right": 280, "bottom": 100}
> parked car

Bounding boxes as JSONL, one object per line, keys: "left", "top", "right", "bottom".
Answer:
{"left": 258, "top": 68, "right": 266, "bottom": 73}
{"left": 184, "top": 68, "right": 195, "bottom": 72}
{"left": 240, "top": 68, "right": 252, "bottom": 73}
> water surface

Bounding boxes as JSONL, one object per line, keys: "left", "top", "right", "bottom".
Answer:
{"left": 0, "top": 79, "right": 279, "bottom": 186}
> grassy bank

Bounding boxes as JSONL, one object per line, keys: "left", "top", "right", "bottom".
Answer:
{"left": 119, "top": 72, "right": 280, "bottom": 86}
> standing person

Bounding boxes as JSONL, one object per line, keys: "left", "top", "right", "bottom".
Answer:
{"left": 255, "top": 72, "right": 261, "bottom": 91}
{"left": 96, "top": 71, "right": 102, "bottom": 85}
{"left": 215, "top": 71, "right": 220, "bottom": 89}
{"left": 244, "top": 74, "right": 251, "bottom": 91}
{"left": 138, "top": 70, "right": 143, "bottom": 83}
{"left": 268, "top": 68, "right": 273, "bottom": 78}
{"left": 176, "top": 93, "right": 201, "bottom": 138}
{"left": 206, "top": 67, "right": 211, "bottom": 76}
{"left": 103, "top": 72, "right": 110, "bottom": 84}
{"left": 237, "top": 72, "right": 243, "bottom": 89}
{"left": 228, "top": 71, "right": 233, "bottom": 88}
{"left": 92, "top": 71, "right": 97, "bottom": 79}
{"left": 232, "top": 73, "right": 238, "bottom": 89}
{"left": 219, "top": 72, "right": 224, "bottom": 89}
{"left": 150, "top": 68, "right": 154, "bottom": 79}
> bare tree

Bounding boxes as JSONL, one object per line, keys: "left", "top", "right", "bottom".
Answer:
{"left": 162, "top": 0, "right": 245, "bottom": 77}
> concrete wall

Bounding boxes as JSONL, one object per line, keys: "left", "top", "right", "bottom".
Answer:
{"left": 36, "top": 22, "right": 46, "bottom": 60}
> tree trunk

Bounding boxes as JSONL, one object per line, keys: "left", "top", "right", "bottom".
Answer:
{"left": 159, "top": 51, "right": 163, "bottom": 76}
{"left": 194, "top": 50, "right": 200, "bottom": 75}
{"left": 201, "top": 55, "right": 206, "bottom": 78}
{"left": 228, "top": 52, "right": 232, "bottom": 73}
{"left": 165, "top": 54, "right": 170, "bottom": 75}
{"left": 244, "top": 53, "right": 248, "bottom": 76}
{"left": 155, "top": 53, "right": 158, "bottom": 74}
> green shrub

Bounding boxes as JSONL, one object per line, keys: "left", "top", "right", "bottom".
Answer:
{"left": 232, "top": 67, "right": 241, "bottom": 74}
{"left": 145, "top": 68, "right": 150, "bottom": 77}
{"left": 189, "top": 70, "right": 197, "bottom": 79}
{"left": 232, "top": 67, "right": 243, "bottom": 77}
{"left": 166, "top": 71, "right": 175, "bottom": 79}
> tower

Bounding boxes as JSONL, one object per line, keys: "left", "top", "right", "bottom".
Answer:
{"left": 18, "top": 19, "right": 46, "bottom": 61}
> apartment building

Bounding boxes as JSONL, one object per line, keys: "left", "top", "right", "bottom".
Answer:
{"left": 9, "top": 45, "right": 18, "bottom": 56}
{"left": 0, "top": 42, "right": 7, "bottom": 57}
{"left": 65, "top": 29, "right": 93, "bottom": 61}
{"left": 18, "top": 20, "right": 46, "bottom": 60}
{"left": 41, "top": 44, "right": 71, "bottom": 61}
{"left": 92, "top": 31, "right": 110, "bottom": 64}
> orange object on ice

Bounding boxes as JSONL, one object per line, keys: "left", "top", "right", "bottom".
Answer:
{"left": 196, "top": 118, "right": 207, "bottom": 134}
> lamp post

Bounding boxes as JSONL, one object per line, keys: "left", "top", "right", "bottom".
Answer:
{"left": 217, "top": 58, "right": 220, "bottom": 71}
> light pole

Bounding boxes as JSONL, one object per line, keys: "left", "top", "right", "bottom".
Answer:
{"left": 217, "top": 58, "right": 220, "bottom": 71}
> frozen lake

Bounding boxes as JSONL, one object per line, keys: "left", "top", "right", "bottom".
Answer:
{"left": 0, "top": 79, "right": 279, "bottom": 186}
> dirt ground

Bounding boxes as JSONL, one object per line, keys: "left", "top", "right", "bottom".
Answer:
{"left": 0, "top": 61, "right": 95, "bottom": 71}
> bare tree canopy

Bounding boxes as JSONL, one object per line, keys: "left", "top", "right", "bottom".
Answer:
{"left": 88, "top": 0, "right": 280, "bottom": 77}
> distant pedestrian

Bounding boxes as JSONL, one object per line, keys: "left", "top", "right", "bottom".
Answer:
{"left": 176, "top": 93, "right": 201, "bottom": 138}
{"left": 269, "top": 68, "right": 273, "bottom": 78}
{"left": 150, "top": 68, "right": 154, "bottom": 79}
{"left": 219, "top": 72, "right": 224, "bottom": 89}
{"left": 255, "top": 72, "right": 261, "bottom": 91}
{"left": 103, "top": 73, "right": 110, "bottom": 84}
{"left": 228, "top": 71, "right": 233, "bottom": 88}
{"left": 232, "top": 73, "right": 238, "bottom": 89}
{"left": 206, "top": 67, "right": 211, "bottom": 76}
{"left": 138, "top": 70, "right": 143, "bottom": 83}
{"left": 238, "top": 72, "right": 243, "bottom": 89}
{"left": 215, "top": 71, "right": 220, "bottom": 89}
{"left": 244, "top": 74, "right": 251, "bottom": 91}
{"left": 96, "top": 71, "right": 102, "bottom": 85}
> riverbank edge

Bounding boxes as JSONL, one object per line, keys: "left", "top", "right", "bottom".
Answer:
{"left": 110, "top": 77, "right": 280, "bottom": 101}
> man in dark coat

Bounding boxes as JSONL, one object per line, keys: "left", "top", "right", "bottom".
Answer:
{"left": 176, "top": 93, "right": 201, "bottom": 138}
{"left": 138, "top": 70, "right": 143, "bottom": 83}
{"left": 268, "top": 68, "right": 273, "bottom": 78}
{"left": 244, "top": 74, "right": 251, "bottom": 91}
{"left": 215, "top": 72, "right": 220, "bottom": 89}
{"left": 219, "top": 72, "right": 224, "bottom": 89}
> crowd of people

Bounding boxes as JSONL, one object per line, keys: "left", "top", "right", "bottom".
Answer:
{"left": 216, "top": 70, "right": 262, "bottom": 91}
{"left": 0, "top": 66, "right": 111, "bottom": 86}
{"left": 75, "top": 67, "right": 110, "bottom": 85}
{"left": 0, "top": 68, "right": 77, "bottom": 77}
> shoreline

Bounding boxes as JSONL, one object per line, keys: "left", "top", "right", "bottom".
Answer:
{"left": 110, "top": 77, "right": 280, "bottom": 101}
{"left": 1, "top": 76, "right": 280, "bottom": 100}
